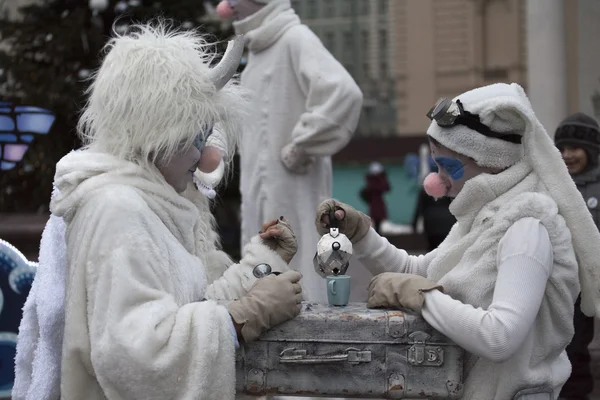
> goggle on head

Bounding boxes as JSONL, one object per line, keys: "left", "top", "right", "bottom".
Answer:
{"left": 425, "top": 97, "right": 523, "bottom": 181}
{"left": 426, "top": 98, "right": 522, "bottom": 145}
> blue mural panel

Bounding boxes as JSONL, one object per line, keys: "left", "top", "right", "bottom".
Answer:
{"left": 0, "top": 101, "right": 55, "bottom": 171}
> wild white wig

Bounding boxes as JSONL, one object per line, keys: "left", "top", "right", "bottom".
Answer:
{"left": 77, "top": 21, "right": 249, "bottom": 172}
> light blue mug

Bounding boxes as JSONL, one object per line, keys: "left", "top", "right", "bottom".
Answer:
{"left": 326, "top": 275, "right": 351, "bottom": 306}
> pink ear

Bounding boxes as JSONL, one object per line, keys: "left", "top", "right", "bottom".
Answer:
{"left": 216, "top": 1, "right": 235, "bottom": 19}
{"left": 423, "top": 173, "right": 448, "bottom": 199}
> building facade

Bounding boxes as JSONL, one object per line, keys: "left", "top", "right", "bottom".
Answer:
{"left": 295, "top": 0, "right": 600, "bottom": 137}
{"left": 293, "top": 0, "right": 528, "bottom": 136}
{"left": 291, "top": 0, "right": 398, "bottom": 137}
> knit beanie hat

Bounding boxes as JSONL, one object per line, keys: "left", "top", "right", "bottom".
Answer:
{"left": 426, "top": 82, "right": 600, "bottom": 317}
{"left": 555, "top": 112, "right": 600, "bottom": 165}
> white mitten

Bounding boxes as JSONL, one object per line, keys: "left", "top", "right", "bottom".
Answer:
{"left": 204, "top": 236, "right": 291, "bottom": 300}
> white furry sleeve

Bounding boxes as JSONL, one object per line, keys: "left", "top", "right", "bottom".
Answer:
{"left": 288, "top": 28, "right": 363, "bottom": 156}
{"left": 421, "top": 218, "right": 553, "bottom": 362}
{"left": 353, "top": 228, "right": 437, "bottom": 277}
{"left": 204, "top": 235, "right": 291, "bottom": 300}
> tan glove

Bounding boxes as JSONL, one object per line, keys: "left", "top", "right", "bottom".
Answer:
{"left": 259, "top": 217, "right": 297, "bottom": 264}
{"left": 315, "top": 199, "right": 372, "bottom": 243}
{"left": 281, "top": 143, "right": 315, "bottom": 174}
{"left": 228, "top": 270, "right": 303, "bottom": 343}
{"left": 367, "top": 272, "right": 443, "bottom": 313}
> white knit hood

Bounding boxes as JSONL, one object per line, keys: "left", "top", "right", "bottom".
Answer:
{"left": 427, "top": 82, "right": 600, "bottom": 317}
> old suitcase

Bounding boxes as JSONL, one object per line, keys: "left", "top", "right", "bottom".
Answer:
{"left": 234, "top": 302, "right": 464, "bottom": 399}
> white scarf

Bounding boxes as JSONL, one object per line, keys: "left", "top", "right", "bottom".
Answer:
{"left": 233, "top": 0, "right": 300, "bottom": 53}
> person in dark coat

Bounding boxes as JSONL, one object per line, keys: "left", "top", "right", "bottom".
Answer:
{"left": 412, "top": 163, "right": 456, "bottom": 251}
{"left": 555, "top": 112, "right": 600, "bottom": 400}
{"left": 360, "top": 162, "right": 391, "bottom": 233}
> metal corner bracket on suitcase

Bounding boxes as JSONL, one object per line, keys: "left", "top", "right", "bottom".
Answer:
{"left": 230, "top": 302, "right": 464, "bottom": 399}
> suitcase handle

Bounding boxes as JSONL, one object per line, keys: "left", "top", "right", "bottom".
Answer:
{"left": 279, "top": 347, "right": 372, "bottom": 365}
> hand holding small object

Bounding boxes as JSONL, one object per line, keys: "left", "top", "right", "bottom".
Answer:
{"left": 228, "top": 270, "right": 303, "bottom": 343}
{"left": 315, "top": 199, "right": 372, "bottom": 243}
{"left": 259, "top": 217, "right": 297, "bottom": 264}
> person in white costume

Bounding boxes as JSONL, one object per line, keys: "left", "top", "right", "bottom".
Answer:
{"left": 316, "top": 83, "right": 600, "bottom": 400}
{"left": 216, "top": 0, "right": 364, "bottom": 303}
{"left": 12, "top": 22, "right": 304, "bottom": 400}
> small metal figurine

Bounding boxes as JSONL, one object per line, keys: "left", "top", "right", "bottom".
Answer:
{"left": 313, "top": 210, "right": 353, "bottom": 278}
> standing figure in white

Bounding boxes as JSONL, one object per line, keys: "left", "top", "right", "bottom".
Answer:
{"left": 217, "top": 0, "right": 364, "bottom": 303}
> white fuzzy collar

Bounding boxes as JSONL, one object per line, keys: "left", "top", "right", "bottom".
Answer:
{"left": 450, "top": 161, "right": 532, "bottom": 232}
{"left": 233, "top": 0, "right": 299, "bottom": 53}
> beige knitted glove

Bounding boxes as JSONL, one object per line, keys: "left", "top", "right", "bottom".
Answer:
{"left": 259, "top": 217, "right": 297, "bottom": 264}
{"left": 367, "top": 272, "right": 443, "bottom": 313}
{"left": 315, "top": 199, "right": 372, "bottom": 243}
{"left": 281, "top": 143, "right": 315, "bottom": 174}
{"left": 228, "top": 270, "right": 303, "bottom": 343}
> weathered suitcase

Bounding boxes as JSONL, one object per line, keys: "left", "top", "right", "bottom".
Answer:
{"left": 234, "top": 302, "right": 464, "bottom": 399}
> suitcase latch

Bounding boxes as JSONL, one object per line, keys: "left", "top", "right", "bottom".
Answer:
{"left": 407, "top": 331, "right": 444, "bottom": 367}
{"left": 279, "top": 347, "right": 372, "bottom": 365}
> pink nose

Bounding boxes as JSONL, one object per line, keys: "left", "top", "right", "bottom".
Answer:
{"left": 423, "top": 172, "right": 449, "bottom": 199}
{"left": 198, "top": 145, "right": 222, "bottom": 173}
{"left": 216, "top": 1, "right": 235, "bottom": 19}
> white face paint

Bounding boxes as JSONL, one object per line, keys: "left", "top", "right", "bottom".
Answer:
{"left": 157, "top": 145, "right": 202, "bottom": 193}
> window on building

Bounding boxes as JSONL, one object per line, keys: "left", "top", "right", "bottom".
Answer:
{"left": 341, "top": 0, "right": 352, "bottom": 17}
{"left": 307, "top": 0, "right": 317, "bottom": 19}
{"left": 325, "top": 32, "right": 335, "bottom": 52}
{"left": 324, "top": 1, "right": 335, "bottom": 18}
{"left": 361, "top": 0, "right": 370, "bottom": 15}
{"left": 363, "top": 62, "right": 370, "bottom": 78}
{"left": 380, "top": 61, "right": 388, "bottom": 78}
{"left": 344, "top": 32, "right": 353, "bottom": 53}
{"left": 379, "top": 29, "right": 387, "bottom": 56}
{"left": 378, "top": 0, "right": 387, "bottom": 15}
{"left": 362, "top": 30, "right": 369, "bottom": 50}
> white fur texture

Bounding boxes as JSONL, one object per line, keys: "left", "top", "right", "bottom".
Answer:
{"left": 12, "top": 214, "right": 66, "bottom": 400}
{"left": 428, "top": 83, "right": 600, "bottom": 317}
{"left": 353, "top": 167, "right": 580, "bottom": 398}
{"left": 77, "top": 22, "right": 249, "bottom": 174}
{"left": 16, "top": 147, "right": 283, "bottom": 399}
{"left": 205, "top": 235, "right": 291, "bottom": 300}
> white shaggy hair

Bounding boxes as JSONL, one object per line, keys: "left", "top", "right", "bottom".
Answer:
{"left": 77, "top": 21, "right": 249, "bottom": 173}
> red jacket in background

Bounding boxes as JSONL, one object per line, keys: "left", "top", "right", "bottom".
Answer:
{"left": 360, "top": 172, "right": 391, "bottom": 222}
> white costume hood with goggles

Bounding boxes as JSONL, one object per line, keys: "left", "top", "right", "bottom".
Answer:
{"left": 425, "top": 82, "right": 600, "bottom": 317}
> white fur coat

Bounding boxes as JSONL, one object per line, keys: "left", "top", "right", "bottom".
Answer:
{"left": 16, "top": 150, "right": 289, "bottom": 400}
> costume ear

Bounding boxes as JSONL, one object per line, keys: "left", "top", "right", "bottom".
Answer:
{"left": 480, "top": 102, "right": 527, "bottom": 141}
